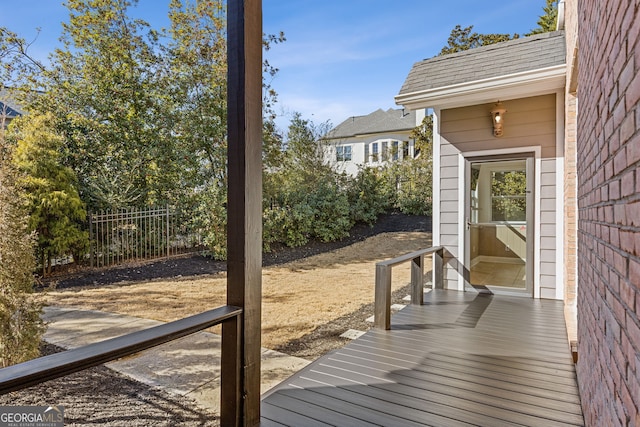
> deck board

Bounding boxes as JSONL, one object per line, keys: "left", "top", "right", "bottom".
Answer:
{"left": 261, "top": 290, "right": 584, "bottom": 426}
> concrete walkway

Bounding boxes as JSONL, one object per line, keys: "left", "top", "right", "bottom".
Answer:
{"left": 42, "top": 307, "right": 309, "bottom": 414}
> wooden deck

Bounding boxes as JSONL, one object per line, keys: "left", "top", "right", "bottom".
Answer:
{"left": 261, "top": 290, "right": 584, "bottom": 426}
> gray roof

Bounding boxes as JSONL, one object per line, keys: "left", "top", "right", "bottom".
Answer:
{"left": 0, "top": 88, "right": 24, "bottom": 119}
{"left": 398, "top": 31, "right": 566, "bottom": 96}
{"left": 327, "top": 108, "right": 416, "bottom": 139}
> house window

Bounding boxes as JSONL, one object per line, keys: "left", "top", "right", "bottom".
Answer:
{"left": 402, "top": 141, "right": 409, "bottom": 159}
{"left": 364, "top": 143, "right": 369, "bottom": 163}
{"left": 392, "top": 141, "right": 399, "bottom": 161}
{"left": 381, "top": 141, "right": 388, "bottom": 161}
{"left": 491, "top": 170, "right": 526, "bottom": 221}
{"left": 371, "top": 142, "right": 379, "bottom": 162}
{"left": 336, "top": 145, "right": 352, "bottom": 162}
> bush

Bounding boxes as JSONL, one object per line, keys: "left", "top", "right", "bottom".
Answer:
{"left": 347, "top": 167, "right": 392, "bottom": 225}
{"left": 263, "top": 179, "right": 352, "bottom": 249}
{"left": 0, "top": 161, "right": 44, "bottom": 367}
{"left": 308, "top": 180, "right": 352, "bottom": 242}
{"left": 379, "top": 159, "right": 433, "bottom": 216}
{"left": 192, "top": 184, "right": 227, "bottom": 259}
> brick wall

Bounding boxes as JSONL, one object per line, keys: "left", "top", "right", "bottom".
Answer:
{"left": 577, "top": 0, "right": 640, "bottom": 425}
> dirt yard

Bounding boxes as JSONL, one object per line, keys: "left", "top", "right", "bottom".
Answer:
{"left": 45, "top": 231, "right": 432, "bottom": 350}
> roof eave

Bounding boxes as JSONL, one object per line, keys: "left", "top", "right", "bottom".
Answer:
{"left": 395, "top": 64, "right": 566, "bottom": 110}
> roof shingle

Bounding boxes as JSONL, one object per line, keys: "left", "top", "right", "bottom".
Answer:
{"left": 327, "top": 108, "right": 416, "bottom": 139}
{"left": 398, "top": 31, "right": 566, "bottom": 96}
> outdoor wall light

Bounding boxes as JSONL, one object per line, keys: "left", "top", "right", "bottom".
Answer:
{"left": 491, "top": 102, "right": 507, "bottom": 137}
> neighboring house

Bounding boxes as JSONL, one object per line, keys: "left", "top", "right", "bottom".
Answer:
{"left": 0, "top": 88, "right": 24, "bottom": 129}
{"left": 396, "top": 30, "right": 568, "bottom": 300}
{"left": 324, "top": 108, "right": 419, "bottom": 176}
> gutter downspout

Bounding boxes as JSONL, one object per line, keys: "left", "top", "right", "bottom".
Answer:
{"left": 557, "top": 0, "right": 566, "bottom": 31}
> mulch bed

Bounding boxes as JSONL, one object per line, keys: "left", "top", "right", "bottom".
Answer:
{"left": 42, "top": 212, "right": 430, "bottom": 289}
{"left": 4, "top": 212, "right": 431, "bottom": 425}
{"left": 0, "top": 344, "right": 218, "bottom": 426}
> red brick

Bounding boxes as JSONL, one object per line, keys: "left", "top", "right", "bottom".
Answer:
{"left": 614, "top": 147, "right": 628, "bottom": 175}
{"left": 622, "top": 170, "right": 636, "bottom": 197}
{"left": 628, "top": 133, "right": 640, "bottom": 164}
{"left": 631, "top": 258, "right": 640, "bottom": 287}
{"left": 610, "top": 179, "right": 622, "bottom": 200}
{"left": 619, "top": 57, "right": 636, "bottom": 92}
{"left": 627, "top": 72, "right": 640, "bottom": 111}
{"left": 621, "top": 382, "right": 639, "bottom": 423}
{"left": 620, "top": 230, "right": 636, "bottom": 254}
{"left": 626, "top": 202, "right": 640, "bottom": 227}
{"left": 611, "top": 226, "right": 621, "bottom": 247}
{"left": 616, "top": 203, "right": 628, "bottom": 225}
{"left": 620, "top": 111, "right": 636, "bottom": 142}
{"left": 618, "top": 280, "right": 635, "bottom": 313}
{"left": 626, "top": 315, "right": 640, "bottom": 353}
{"left": 610, "top": 291, "right": 628, "bottom": 329}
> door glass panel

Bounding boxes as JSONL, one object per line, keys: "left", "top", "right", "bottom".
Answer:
{"left": 469, "top": 160, "right": 528, "bottom": 290}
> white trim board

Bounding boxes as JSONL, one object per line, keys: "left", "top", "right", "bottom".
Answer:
{"left": 458, "top": 146, "right": 543, "bottom": 298}
{"left": 396, "top": 65, "right": 566, "bottom": 110}
{"left": 471, "top": 256, "right": 526, "bottom": 268}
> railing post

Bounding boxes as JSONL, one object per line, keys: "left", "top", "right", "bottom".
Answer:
{"left": 411, "top": 255, "right": 424, "bottom": 305}
{"left": 166, "top": 204, "right": 170, "bottom": 258}
{"left": 374, "top": 264, "right": 392, "bottom": 330}
{"left": 221, "top": 313, "right": 241, "bottom": 426}
{"left": 434, "top": 248, "right": 444, "bottom": 289}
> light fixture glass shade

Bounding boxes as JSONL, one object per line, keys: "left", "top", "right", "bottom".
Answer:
{"left": 491, "top": 102, "right": 506, "bottom": 137}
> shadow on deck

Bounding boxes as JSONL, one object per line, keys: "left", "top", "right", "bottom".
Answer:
{"left": 261, "top": 289, "right": 584, "bottom": 426}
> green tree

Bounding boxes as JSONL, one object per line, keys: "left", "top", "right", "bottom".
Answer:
{"left": 263, "top": 113, "right": 352, "bottom": 249}
{"left": 528, "top": 0, "right": 559, "bottom": 35}
{"left": 439, "top": 25, "right": 519, "bottom": 55}
{"left": 0, "top": 124, "right": 44, "bottom": 367}
{"left": 0, "top": 28, "right": 46, "bottom": 89}
{"left": 26, "top": 0, "right": 177, "bottom": 211}
{"left": 381, "top": 115, "right": 434, "bottom": 216}
{"left": 11, "top": 113, "right": 88, "bottom": 274}
{"left": 166, "top": 0, "right": 228, "bottom": 190}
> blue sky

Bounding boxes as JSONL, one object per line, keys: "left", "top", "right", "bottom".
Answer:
{"left": 1, "top": 1, "right": 546, "bottom": 131}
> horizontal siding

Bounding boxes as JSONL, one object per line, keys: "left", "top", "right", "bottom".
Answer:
{"left": 436, "top": 93, "right": 558, "bottom": 298}
{"left": 440, "top": 177, "right": 458, "bottom": 190}
{"left": 540, "top": 249, "right": 557, "bottom": 263}
{"left": 440, "top": 201, "right": 458, "bottom": 212}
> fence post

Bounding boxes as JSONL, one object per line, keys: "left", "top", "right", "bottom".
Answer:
{"left": 166, "top": 205, "right": 170, "bottom": 258}
{"left": 89, "top": 212, "right": 94, "bottom": 268}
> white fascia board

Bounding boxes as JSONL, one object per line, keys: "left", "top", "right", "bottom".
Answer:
{"left": 395, "top": 65, "right": 566, "bottom": 110}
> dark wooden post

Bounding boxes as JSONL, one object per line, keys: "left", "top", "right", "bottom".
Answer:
{"left": 221, "top": 0, "right": 262, "bottom": 426}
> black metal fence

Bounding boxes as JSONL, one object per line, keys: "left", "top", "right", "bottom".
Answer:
{"left": 88, "top": 205, "right": 204, "bottom": 268}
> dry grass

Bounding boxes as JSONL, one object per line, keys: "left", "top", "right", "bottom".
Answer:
{"left": 46, "top": 231, "right": 432, "bottom": 349}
